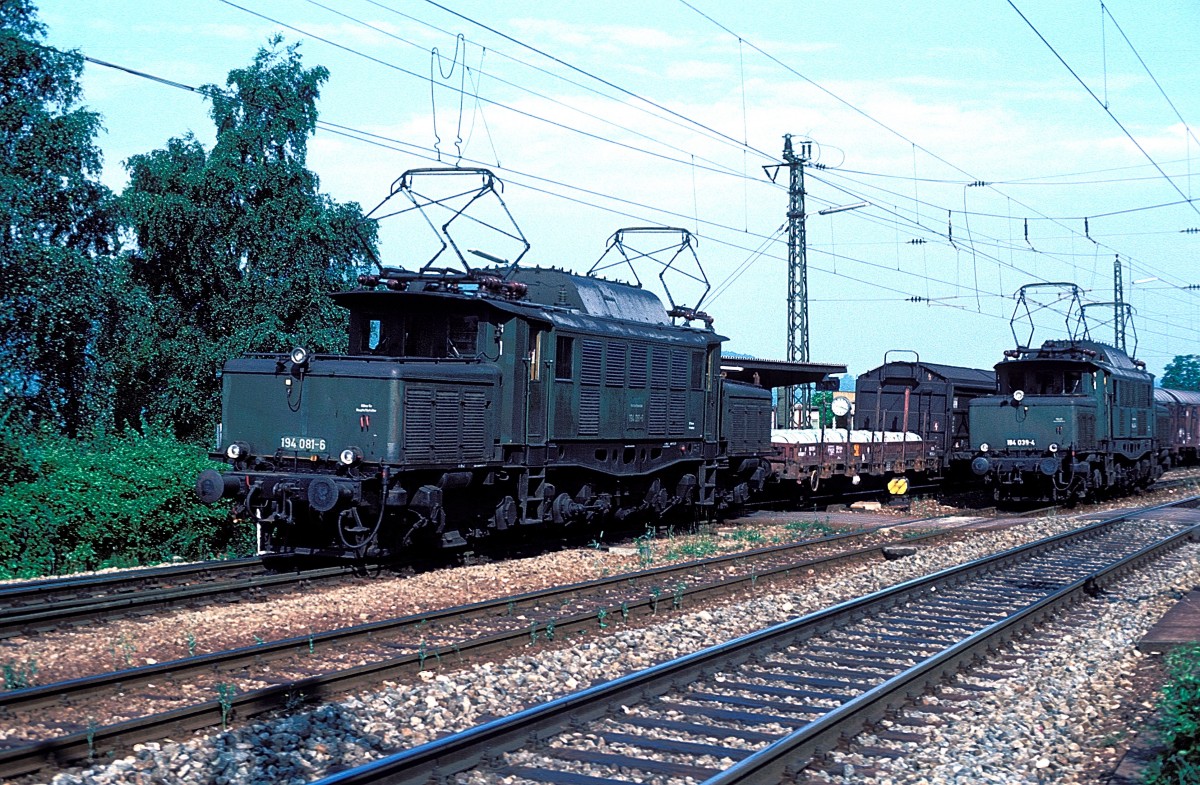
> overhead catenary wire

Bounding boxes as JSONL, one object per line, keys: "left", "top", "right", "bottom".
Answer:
{"left": 216, "top": 0, "right": 1200, "bottom": 309}
{"left": 414, "top": 0, "right": 780, "bottom": 162}
{"left": 1005, "top": 0, "right": 1200, "bottom": 218}
{"left": 214, "top": 0, "right": 771, "bottom": 186}
{"left": 69, "top": 23, "right": 1200, "bottom": 355}
{"left": 87, "top": 48, "right": 1047, "bottom": 322}
{"left": 297, "top": 0, "right": 752, "bottom": 180}
{"left": 676, "top": 0, "right": 1200, "bottom": 296}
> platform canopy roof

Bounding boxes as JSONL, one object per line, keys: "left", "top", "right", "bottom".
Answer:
{"left": 720, "top": 358, "right": 847, "bottom": 389}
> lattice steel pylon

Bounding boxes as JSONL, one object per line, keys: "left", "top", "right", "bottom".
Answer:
{"left": 1113, "top": 254, "right": 1127, "bottom": 352}
{"left": 783, "top": 134, "right": 812, "bottom": 426}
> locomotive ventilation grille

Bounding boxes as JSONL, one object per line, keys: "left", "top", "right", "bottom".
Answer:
{"left": 403, "top": 386, "right": 488, "bottom": 462}
{"left": 579, "top": 387, "right": 601, "bottom": 436}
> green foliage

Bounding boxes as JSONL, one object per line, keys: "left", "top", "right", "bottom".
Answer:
{"left": 784, "top": 519, "right": 842, "bottom": 537}
{"left": 663, "top": 535, "right": 719, "bottom": 561}
{"left": 0, "top": 0, "right": 118, "bottom": 435}
{"left": 810, "top": 391, "right": 836, "bottom": 428}
{"left": 118, "top": 36, "right": 376, "bottom": 440}
{"left": 0, "top": 429, "right": 250, "bottom": 578}
{"left": 723, "top": 527, "right": 766, "bottom": 546}
{"left": 216, "top": 683, "right": 237, "bottom": 731}
{"left": 1161, "top": 355, "right": 1200, "bottom": 392}
{"left": 1146, "top": 644, "right": 1200, "bottom": 785}
{"left": 2, "top": 659, "right": 38, "bottom": 690}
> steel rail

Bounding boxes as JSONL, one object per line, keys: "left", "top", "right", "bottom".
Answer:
{"left": 0, "top": 557, "right": 262, "bottom": 606}
{"left": 706, "top": 519, "right": 1199, "bottom": 783}
{"left": 0, "top": 563, "right": 352, "bottom": 639}
{"left": 0, "top": 495, "right": 1162, "bottom": 778}
{"left": 0, "top": 508, "right": 1000, "bottom": 778}
{"left": 306, "top": 495, "right": 1200, "bottom": 785}
{"left": 0, "top": 504, "right": 941, "bottom": 640}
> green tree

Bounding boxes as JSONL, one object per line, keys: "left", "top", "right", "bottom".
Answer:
{"left": 1162, "top": 355, "right": 1200, "bottom": 392}
{"left": 119, "top": 37, "right": 376, "bottom": 440}
{"left": 0, "top": 0, "right": 117, "bottom": 435}
{"left": 810, "top": 391, "right": 835, "bottom": 428}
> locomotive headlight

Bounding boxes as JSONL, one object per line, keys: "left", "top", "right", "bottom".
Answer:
{"left": 979, "top": 442, "right": 990, "bottom": 453}
{"left": 339, "top": 446, "right": 363, "bottom": 466}
{"left": 289, "top": 346, "right": 311, "bottom": 366}
{"left": 225, "top": 441, "right": 250, "bottom": 460}
{"left": 1012, "top": 389, "right": 1025, "bottom": 403}
{"left": 1049, "top": 443, "right": 1059, "bottom": 453}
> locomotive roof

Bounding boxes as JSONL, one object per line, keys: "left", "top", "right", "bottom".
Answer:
{"left": 1002, "top": 339, "right": 1150, "bottom": 382}
{"left": 860, "top": 360, "right": 995, "bottom": 389}
{"left": 506, "top": 267, "right": 671, "bottom": 325}
{"left": 334, "top": 267, "right": 722, "bottom": 346}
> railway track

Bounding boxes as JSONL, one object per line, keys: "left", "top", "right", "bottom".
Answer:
{"left": 0, "top": 558, "right": 353, "bottom": 640}
{"left": 2, "top": 485, "right": 1194, "bottom": 779}
{"left": 0, "top": 506, "right": 1031, "bottom": 779}
{"left": 307, "top": 496, "right": 1200, "bottom": 785}
{"left": 4, "top": 465, "right": 1194, "bottom": 644}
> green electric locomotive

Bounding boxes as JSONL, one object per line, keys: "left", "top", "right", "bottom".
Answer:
{"left": 968, "top": 285, "right": 1162, "bottom": 502}
{"left": 195, "top": 169, "right": 775, "bottom": 559}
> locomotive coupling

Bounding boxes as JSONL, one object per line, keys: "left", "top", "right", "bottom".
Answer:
{"left": 307, "top": 476, "right": 349, "bottom": 512}
{"left": 195, "top": 469, "right": 242, "bottom": 504}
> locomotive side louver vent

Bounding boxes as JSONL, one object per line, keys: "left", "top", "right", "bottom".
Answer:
{"left": 434, "top": 390, "right": 460, "bottom": 461}
{"left": 669, "top": 392, "right": 687, "bottom": 436}
{"left": 727, "top": 405, "right": 750, "bottom": 451}
{"left": 404, "top": 386, "right": 488, "bottom": 462}
{"left": 649, "top": 390, "right": 668, "bottom": 436}
{"left": 581, "top": 340, "right": 603, "bottom": 385}
{"left": 670, "top": 349, "right": 688, "bottom": 389}
{"left": 404, "top": 387, "right": 435, "bottom": 460}
{"left": 579, "top": 387, "right": 600, "bottom": 436}
{"left": 461, "top": 390, "right": 486, "bottom": 458}
{"left": 629, "top": 344, "right": 648, "bottom": 388}
{"left": 651, "top": 349, "right": 669, "bottom": 390}
{"left": 605, "top": 343, "right": 627, "bottom": 387}
{"left": 1079, "top": 413, "right": 1095, "bottom": 447}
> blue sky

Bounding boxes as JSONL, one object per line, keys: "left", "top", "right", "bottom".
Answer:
{"left": 39, "top": 0, "right": 1200, "bottom": 379}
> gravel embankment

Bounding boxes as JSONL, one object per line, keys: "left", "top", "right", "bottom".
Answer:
{"left": 37, "top": 513, "right": 1154, "bottom": 785}
{"left": 814, "top": 543, "right": 1200, "bottom": 785}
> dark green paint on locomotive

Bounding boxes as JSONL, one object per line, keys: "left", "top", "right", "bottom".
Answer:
{"left": 199, "top": 267, "right": 775, "bottom": 559}
{"left": 968, "top": 339, "right": 1162, "bottom": 502}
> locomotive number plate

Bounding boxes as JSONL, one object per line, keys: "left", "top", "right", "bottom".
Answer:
{"left": 1006, "top": 438, "right": 1036, "bottom": 447}
{"left": 281, "top": 436, "right": 327, "bottom": 451}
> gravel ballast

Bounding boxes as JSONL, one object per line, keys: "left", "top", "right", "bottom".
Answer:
{"left": 35, "top": 512, "right": 1197, "bottom": 785}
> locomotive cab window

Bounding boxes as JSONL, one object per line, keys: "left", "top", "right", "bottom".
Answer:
{"left": 1002, "top": 368, "right": 1088, "bottom": 396}
{"left": 555, "top": 335, "right": 575, "bottom": 380}
{"left": 350, "top": 310, "right": 479, "bottom": 358}
{"left": 999, "top": 369, "right": 1023, "bottom": 395}
{"left": 529, "top": 327, "right": 543, "bottom": 381}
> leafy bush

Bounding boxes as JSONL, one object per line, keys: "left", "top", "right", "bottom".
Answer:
{"left": 1146, "top": 643, "right": 1200, "bottom": 785}
{"left": 0, "top": 428, "right": 249, "bottom": 578}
